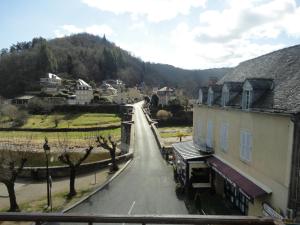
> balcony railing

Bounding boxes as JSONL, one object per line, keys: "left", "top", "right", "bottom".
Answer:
{"left": 0, "top": 213, "right": 284, "bottom": 225}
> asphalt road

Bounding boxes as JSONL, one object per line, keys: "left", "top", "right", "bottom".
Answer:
{"left": 61, "top": 102, "right": 188, "bottom": 223}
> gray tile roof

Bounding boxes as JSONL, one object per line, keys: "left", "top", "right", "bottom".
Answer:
{"left": 218, "top": 45, "right": 300, "bottom": 113}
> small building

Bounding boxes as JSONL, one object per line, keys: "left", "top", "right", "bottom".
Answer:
{"left": 156, "top": 87, "right": 176, "bottom": 106}
{"left": 172, "top": 141, "right": 211, "bottom": 189}
{"left": 75, "top": 79, "right": 93, "bottom": 105}
{"left": 99, "top": 83, "right": 118, "bottom": 96}
{"left": 12, "top": 95, "right": 36, "bottom": 105}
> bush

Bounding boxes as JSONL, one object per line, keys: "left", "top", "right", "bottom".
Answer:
{"left": 0, "top": 104, "right": 28, "bottom": 126}
{"left": 156, "top": 110, "right": 172, "bottom": 120}
{"left": 27, "top": 98, "right": 53, "bottom": 114}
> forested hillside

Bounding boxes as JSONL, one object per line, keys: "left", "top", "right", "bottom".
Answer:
{"left": 0, "top": 33, "right": 231, "bottom": 98}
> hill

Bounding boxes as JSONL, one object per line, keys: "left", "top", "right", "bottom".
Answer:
{"left": 0, "top": 33, "right": 231, "bottom": 98}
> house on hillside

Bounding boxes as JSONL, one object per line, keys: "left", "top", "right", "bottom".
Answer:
{"left": 40, "top": 73, "right": 62, "bottom": 94}
{"left": 103, "top": 79, "right": 125, "bottom": 92}
{"left": 99, "top": 82, "right": 117, "bottom": 96}
{"left": 156, "top": 87, "right": 176, "bottom": 106}
{"left": 12, "top": 95, "right": 36, "bottom": 105}
{"left": 75, "top": 79, "right": 93, "bottom": 105}
{"left": 186, "top": 45, "right": 300, "bottom": 220}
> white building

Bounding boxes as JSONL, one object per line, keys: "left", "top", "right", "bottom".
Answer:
{"left": 40, "top": 73, "right": 62, "bottom": 94}
{"left": 75, "top": 79, "right": 93, "bottom": 105}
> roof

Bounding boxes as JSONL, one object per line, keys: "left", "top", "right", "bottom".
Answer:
{"left": 172, "top": 141, "right": 210, "bottom": 161}
{"left": 14, "top": 95, "right": 35, "bottom": 100}
{"left": 48, "top": 73, "right": 61, "bottom": 80}
{"left": 246, "top": 78, "right": 273, "bottom": 90}
{"left": 207, "top": 156, "right": 271, "bottom": 201}
{"left": 223, "top": 82, "right": 243, "bottom": 92}
{"left": 218, "top": 44, "right": 300, "bottom": 113}
{"left": 209, "top": 84, "right": 222, "bottom": 92}
{"left": 158, "top": 87, "right": 174, "bottom": 92}
{"left": 77, "top": 79, "right": 91, "bottom": 87}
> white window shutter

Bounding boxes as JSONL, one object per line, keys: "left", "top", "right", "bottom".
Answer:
{"left": 207, "top": 121, "right": 213, "bottom": 148}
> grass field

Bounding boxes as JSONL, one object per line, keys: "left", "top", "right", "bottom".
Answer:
{"left": 21, "top": 113, "right": 121, "bottom": 128}
{"left": 158, "top": 126, "right": 192, "bottom": 138}
{"left": 0, "top": 128, "right": 120, "bottom": 143}
{"left": 0, "top": 128, "right": 121, "bottom": 166}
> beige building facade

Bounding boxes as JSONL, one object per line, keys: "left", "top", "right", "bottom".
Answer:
{"left": 193, "top": 105, "right": 293, "bottom": 217}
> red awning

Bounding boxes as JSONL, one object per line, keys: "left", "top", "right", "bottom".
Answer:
{"left": 207, "top": 157, "right": 269, "bottom": 201}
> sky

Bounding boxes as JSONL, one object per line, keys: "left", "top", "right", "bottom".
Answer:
{"left": 1, "top": 0, "right": 300, "bottom": 69}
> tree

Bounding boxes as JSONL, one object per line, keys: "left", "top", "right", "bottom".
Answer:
{"left": 36, "top": 42, "right": 57, "bottom": 73}
{"left": 150, "top": 94, "right": 159, "bottom": 108}
{"left": 0, "top": 104, "right": 28, "bottom": 127}
{"left": 96, "top": 135, "right": 119, "bottom": 172}
{"left": 57, "top": 135, "right": 93, "bottom": 198}
{"left": 52, "top": 114, "right": 61, "bottom": 128}
{"left": 0, "top": 138, "right": 31, "bottom": 211}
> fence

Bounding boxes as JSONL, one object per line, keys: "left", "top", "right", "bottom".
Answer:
{"left": 0, "top": 213, "right": 282, "bottom": 225}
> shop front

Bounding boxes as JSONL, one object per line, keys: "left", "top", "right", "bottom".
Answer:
{"left": 207, "top": 156, "right": 271, "bottom": 215}
{"left": 172, "top": 141, "right": 211, "bottom": 189}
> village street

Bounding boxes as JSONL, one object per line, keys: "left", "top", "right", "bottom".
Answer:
{"left": 65, "top": 102, "right": 188, "bottom": 216}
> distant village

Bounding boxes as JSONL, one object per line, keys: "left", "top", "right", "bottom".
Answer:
{"left": 0, "top": 73, "right": 187, "bottom": 107}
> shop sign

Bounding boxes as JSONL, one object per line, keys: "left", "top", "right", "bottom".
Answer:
{"left": 262, "top": 203, "right": 284, "bottom": 219}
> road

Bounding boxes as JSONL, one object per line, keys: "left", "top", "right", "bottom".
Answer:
{"left": 66, "top": 102, "right": 188, "bottom": 217}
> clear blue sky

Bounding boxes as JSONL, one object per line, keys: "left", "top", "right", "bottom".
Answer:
{"left": 1, "top": 0, "right": 300, "bottom": 69}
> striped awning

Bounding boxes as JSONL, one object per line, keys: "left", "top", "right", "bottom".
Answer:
{"left": 172, "top": 141, "right": 209, "bottom": 161}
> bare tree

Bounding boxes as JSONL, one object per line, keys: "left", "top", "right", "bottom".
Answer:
{"left": 0, "top": 137, "right": 31, "bottom": 211}
{"left": 57, "top": 134, "right": 93, "bottom": 198}
{"left": 96, "top": 135, "right": 119, "bottom": 172}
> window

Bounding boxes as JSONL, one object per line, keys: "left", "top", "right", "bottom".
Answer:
{"left": 207, "top": 89, "right": 214, "bottom": 106}
{"left": 240, "top": 130, "right": 252, "bottom": 162}
{"left": 220, "top": 123, "right": 228, "bottom": 152}
{"left": 242, "top": 90, "right": 252, "bottom": 109}
{"left": 222, "top": 90, "right": 229, "bottom": 107}
{"left": 198, "top": 89, "right": 203, "bottom": 104}
{"left": 194, "top": 121, "right": 201, "bottom": 146}
{"left": 206, "top": 121, "right": 213, "bottom": 148}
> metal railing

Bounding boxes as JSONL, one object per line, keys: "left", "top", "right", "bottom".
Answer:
{"left": 0, "top": 213, "right": 284, "bottom": 225}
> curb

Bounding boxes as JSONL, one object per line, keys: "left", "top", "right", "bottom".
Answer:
{"left": 62, "top": 158, "right": 133, "bottom": 213}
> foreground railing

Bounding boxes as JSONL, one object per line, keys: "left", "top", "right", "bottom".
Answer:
{"left": 0, "top": 213, "right": 284, "bottom": 225}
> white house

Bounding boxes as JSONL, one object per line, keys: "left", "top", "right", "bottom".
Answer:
{"left": 40, "top": 73, "right": 62, "bottom": 94}
{"left": 156, "top": 87, "right": 176, "bottom": 106}
{"left": 75, "top": 79, "right": 93, "bottom": 105}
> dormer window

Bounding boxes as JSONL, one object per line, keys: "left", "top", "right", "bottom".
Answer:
{"left": 198, "top": 89, "right": 203, "bottom": 104}
{"left": 221, "top": 85, "right": 230, "bottom": 107}
{"left": 243, "top": 90, "right": 252, "bottom": 109}
{"left": 207, "top": 89, "right": 214, "bottom": 106}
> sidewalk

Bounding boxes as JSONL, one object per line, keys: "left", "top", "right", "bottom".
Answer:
{"left": 0, "top": 162, "right": 127, "bottom": 213}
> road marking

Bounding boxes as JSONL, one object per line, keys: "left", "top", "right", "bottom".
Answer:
{"left": 122, "top": 201, "right": 136, "bottom": 225}
{"left": 128, "top": 201, "right": 136, "bottom": 214}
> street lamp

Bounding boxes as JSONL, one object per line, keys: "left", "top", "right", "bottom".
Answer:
{"left": 43, "top": 137, "right": 51, "bottom": 211}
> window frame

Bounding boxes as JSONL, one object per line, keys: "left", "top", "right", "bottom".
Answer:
{"left": 220, "top": 123, "right": 229, "bottom": 152}
{"left": 240, "top": 130, "right": 252, "bottom": 163}
{"left": 206, "top": 120, "right": 213, "bottom": 149}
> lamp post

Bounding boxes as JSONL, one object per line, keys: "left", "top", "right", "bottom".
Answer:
{"left": 43, "top": 137, "right": 51, "bottom": 210}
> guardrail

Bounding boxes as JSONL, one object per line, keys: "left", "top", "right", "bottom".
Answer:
{"left": 0, "top": 213, "right": 283, "bottom": 225}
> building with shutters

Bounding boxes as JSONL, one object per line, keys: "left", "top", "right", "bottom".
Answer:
{"left": 192, "top": 45, "right": 300, "bottom": 220}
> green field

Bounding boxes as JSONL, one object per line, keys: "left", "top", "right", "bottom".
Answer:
{"left": 158, "top": 126, "right": 192, "bottom": 138}
{"left": 20, "top": 113, "right": 121, "bottom": 129}
{"left": 0, "top": 128, "right": 121, "bottom": 166}
{"left": 0, "top": 128, "right": 120, "bottom": 142}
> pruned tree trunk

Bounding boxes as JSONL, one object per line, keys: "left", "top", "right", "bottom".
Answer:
{"left": 5, "top": 181, "right": 20, "bottom": 212}
{"left": 68, "top": 167, "right": 76, "bottom": 198}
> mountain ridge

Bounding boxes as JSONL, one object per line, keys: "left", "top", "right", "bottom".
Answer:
{"left": 0, "top": 33, "right": 231, "bottom": 98}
